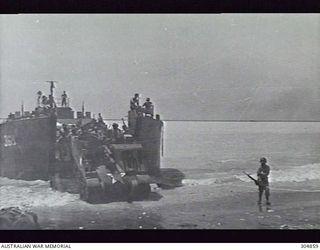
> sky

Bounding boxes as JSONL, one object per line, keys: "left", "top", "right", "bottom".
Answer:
{"left": 0, "top": 14, "right": 319, "bottom": 120}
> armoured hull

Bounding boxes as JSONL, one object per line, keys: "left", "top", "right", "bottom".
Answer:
{"left": 0, "top": 116, "right": 56, "bottom": 180}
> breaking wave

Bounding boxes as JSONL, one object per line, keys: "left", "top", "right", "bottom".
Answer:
{"left": 182, "top": 176, "right": 238, "bottom": 186}
{"left": 183, "top": 163, "right": 320, "bottom": 186}
{"left": 0, "top": 177, "right": 79, "bottom": 209}
{"left": 237, "top": 163, "right": 320, "bottom": 183}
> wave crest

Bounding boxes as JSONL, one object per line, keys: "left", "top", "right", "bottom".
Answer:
{"left": 183, "top": 163, "right": 320, "bottom": 186}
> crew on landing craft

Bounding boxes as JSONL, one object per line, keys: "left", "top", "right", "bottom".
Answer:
{"left": 111, "top": 123, "right": 124, "bottom": 143}
{"left": 37, "top": 91, "right": 42, "bottom": 107}
{"left": 41, "top": 96, "right": 48, "bottom": 107}
{"left": 129, "top": 94, "right": 156, "bottom": 118}
{"left": 98, "top": 113, "right": 105, "bottom": 125}
{"left": 61, "top": 91, "right": 68, "bottom": 107}
{"left": 48, "top": 94, "right": 56, "bottom": 108}
{"left": 130, "top": 93, "right": 140, "bottom": 111}
{"left": 142, "top": 97, "right": 154, "bottom": 117}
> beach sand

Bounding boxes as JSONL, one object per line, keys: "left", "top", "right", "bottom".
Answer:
{"left": 30, "top": 180, "right": 320, "bottom": 230}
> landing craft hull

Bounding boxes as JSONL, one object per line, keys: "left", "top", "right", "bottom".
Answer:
{"left": 0, "top": 106, "right": 184, "bottom": 203}
{"left": 0, "top": 116, "right": 56, "bottom": 180}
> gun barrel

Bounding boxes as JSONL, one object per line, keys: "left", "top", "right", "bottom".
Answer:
{"left": 243, "top": 171, "right": 259, "bottom": 185}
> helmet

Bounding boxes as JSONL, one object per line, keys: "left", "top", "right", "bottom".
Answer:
{"left": 260, "top": 157, "right": 267, "bottom": 163}
{"left": 146, "top": 98, "right": 150, "bottom": 101}
{"left": 134, "top": 93, "right": 139, "bottom": 97}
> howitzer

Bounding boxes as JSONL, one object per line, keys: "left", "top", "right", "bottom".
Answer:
{"left": 243, "top": 171, "right": 259, "bottom": 186}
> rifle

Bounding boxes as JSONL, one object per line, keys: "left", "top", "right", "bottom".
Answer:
{"left": 243, "top": 171, "right": 259, "bottom": 186}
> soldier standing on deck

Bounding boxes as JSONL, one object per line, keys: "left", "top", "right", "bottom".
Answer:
{"left": 111, "top": 123, "right": 123, "bottom": 143}
{"left": 61, "top": 91, "right": 68, "bottom": 107}
{"left": 142, "top": 97, "right": 154, "bottom": 117}
{"left": 98, "top": 113, "right": 105, "bottom": 126}
{"left": 257, "top": 157, "right": 271, "bottom": 206}
{"left": 130, "top": 93, "right": 140, "bottom": 111}
{"left": 37, "top": 91, "right": 42, "bottom": 107}
{"left": 48, "top": 94, "right": 56, "bottom": 108}
{"left": 41, "top": 95, "right": 48, "bottom": 107}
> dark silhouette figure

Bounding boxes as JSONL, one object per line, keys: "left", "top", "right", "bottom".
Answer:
{"left": 257, "top": 157, "right": 271, "bottom": 206}
{"left": 142, "top": 97, "right": 154, "bottom": 117}
{"left": 98, "top": 113, "right": 105, "bottom": 125}
{"left": 61, "top": 91, "right": 68, "bottom": 107}
{"left": 37, "top": 91, "right": 42, "bottom": 107}
{"left": 130, "top": 93, "right": 140, "bottom": 111}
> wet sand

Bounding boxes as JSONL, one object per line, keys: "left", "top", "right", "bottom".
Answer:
{"left": 31, "top": 181, "right": 320, "bottom": 230}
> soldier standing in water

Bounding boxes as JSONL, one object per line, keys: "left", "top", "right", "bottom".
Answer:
{"left": 257, "top": 157, "right": 271, "bottom": 206}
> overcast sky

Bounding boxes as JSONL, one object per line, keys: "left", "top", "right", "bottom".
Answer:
{"left": 0, "top": 14, "right": 319, "bottom": 120}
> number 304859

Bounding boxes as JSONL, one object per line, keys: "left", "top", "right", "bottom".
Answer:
{"left": 301, "top": 244, "right": 318, "bottom": 248}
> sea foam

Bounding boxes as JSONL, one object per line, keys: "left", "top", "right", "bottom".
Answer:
{"left": 0, "top": 177, "right": 78, "bottom": 209}
{"left": 183, "top": 163, "right": 320, "bottom": 186}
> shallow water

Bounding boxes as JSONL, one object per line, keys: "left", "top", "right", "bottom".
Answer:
{"left": 162, "top": 121, "right": 320, "bottom": 183}
{"left": 1, "top": 121, "right": 320, "bottom": 229}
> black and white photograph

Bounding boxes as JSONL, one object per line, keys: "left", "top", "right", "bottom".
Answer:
{"left": 0, "top": 14, "right": 319, "bottom": 231}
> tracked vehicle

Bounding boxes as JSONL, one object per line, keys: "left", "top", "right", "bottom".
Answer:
{"left": 51, "top": 111, "right": 166, "bottom": 203}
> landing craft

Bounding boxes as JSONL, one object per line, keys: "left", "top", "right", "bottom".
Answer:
{"left": 0, "top": 83, "right": 184, "bottom": 203}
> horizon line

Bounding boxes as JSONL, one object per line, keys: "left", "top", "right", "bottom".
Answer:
{"left": 1, "top": 117, "right": 320, "bottom": 123}
{"left": 159, "top": 119, "right": 320, "bottom": 122}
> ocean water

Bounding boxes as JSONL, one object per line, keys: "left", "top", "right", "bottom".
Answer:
{"left": 162, "top": 121, "right": 320, "bottom": 185}
{"left": 0, "top": 121, "right": 320, "bottom": 229}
